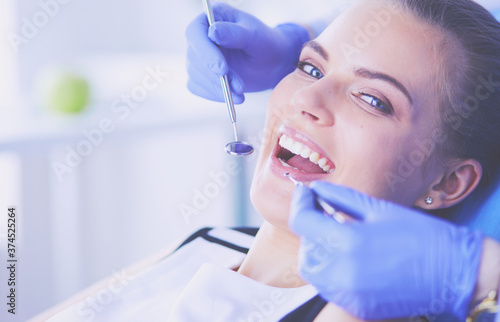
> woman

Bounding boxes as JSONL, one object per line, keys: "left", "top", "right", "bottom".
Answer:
{"left": 42, "top": 0, "right": 500, "bottom": 321}
{"left": 242, "top": 0, "right": 500, "bottom": 320}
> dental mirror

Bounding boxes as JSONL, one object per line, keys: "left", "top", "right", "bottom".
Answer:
{"left": 225, "top": 141, "right": 254, "bottom": 156}
{"left": 202, "top": 0, "right": 254, "bottom": 157}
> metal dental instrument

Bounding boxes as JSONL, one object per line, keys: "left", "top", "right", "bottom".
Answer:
{"left": 202, "top": 0, "right": 254, "bottom": 157}
{"left": 285, "top": 173, "right": 346, "bottom": 224}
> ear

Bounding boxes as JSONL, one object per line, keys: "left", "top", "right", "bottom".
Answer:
{"left": 415, "top": 159, "right": 483, "bottom": 209}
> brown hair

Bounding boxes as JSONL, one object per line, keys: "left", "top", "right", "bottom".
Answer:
{"left": 397, "top": 0, "right": 500, "bottom": 186}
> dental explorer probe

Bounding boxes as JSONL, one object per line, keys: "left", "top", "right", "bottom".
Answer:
{"left": 202, "top": 0, "right": 254, "bottom": 156}
{"left": 285, "top": 173, "right": 346, "bottom": 224}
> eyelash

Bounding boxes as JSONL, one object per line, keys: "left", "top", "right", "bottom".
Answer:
{"left": 356, "top": 91, "right": 394, "bottom": 115}
{"left": 297, "top": 61, "right": 323, "bottom": 79}
{"left": 297, "top": 60, "right": 394, "bottom": 115}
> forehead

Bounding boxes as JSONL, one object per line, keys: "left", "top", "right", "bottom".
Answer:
{"left": 315, "top": 0, "right": 447, "bottom": 109}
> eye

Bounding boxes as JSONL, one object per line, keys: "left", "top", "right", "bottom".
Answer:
{"left": 297, "top": 61, "right": 323, "bottom": 79}
{"left": 356, "top": 92, "right": 394, "bottom": 115}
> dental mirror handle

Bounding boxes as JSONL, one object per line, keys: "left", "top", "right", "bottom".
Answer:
{"left": 221, "top": 75, "right": 239, "bottom": 141}
{"left": 285, "top": 173, "right": 346, "bottom": 224}
{"left": 202, "top": 0, "right": 239, "bottom": 141}
{"left": 202, "top": 0, "right": 215, "bottom": 25}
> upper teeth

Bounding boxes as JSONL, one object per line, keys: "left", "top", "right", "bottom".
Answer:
{"left": 279, "top": 135, "right": 334, "bottom": 173}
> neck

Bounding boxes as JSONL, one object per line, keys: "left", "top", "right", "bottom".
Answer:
{"left": 237, "top": 221, "right": 307, "bottom": 288}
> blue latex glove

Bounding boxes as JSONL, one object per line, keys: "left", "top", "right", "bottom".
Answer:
{"left": 494, "top": 9, "right": 500, "bottom": 22}
{"left": 289, "top": 181, "right": 484, "bottom": 321}
{"left": 185, "top": 2, "right": 309, "bottom": 104}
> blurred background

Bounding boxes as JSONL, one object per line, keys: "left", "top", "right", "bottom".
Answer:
{"left": 0, "top": 0, "right": 498, "bottom": 320}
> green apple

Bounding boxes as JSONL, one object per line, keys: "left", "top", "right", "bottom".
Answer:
{"left": 43, "top": 70, "right": 90, "bottom": 114}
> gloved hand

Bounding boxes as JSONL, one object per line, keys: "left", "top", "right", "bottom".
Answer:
{"left": 185, "top": 2, "right": 310, "bottom": 104}
{"left": 289, "top": 181, "right": 484, "bottom": 321}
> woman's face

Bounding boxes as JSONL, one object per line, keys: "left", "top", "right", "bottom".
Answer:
{"left": 250, "top": 0, "right": 452, "bottom": 228}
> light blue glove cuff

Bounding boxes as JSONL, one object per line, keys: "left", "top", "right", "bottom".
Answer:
{"left": 452, "top": 228, "right": 484, "bottom": 320}
{"left": 493, "top": 9, "right": 500, "bottom": 22}
{"left": 274, "top": 23, "right": 310, "bottom": 74}
{"left": 275, "top": 22, "right": 311, "bottom": 46}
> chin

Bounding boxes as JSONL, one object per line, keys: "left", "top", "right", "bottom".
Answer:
{"left": 250, "top": 125, "right": 336, "bottom": 229}
{"left": 250, "top": 161, "right": 294, "bottom": 230}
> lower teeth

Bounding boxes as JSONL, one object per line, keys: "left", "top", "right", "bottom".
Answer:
{"left": 278, "top": 158, "right": 307, "bottom": 173}
{"left": 279, "top": 157, "right": 335, "bottom": 174}
{"left": 279, "top": 158, "right": 294, "bottom": 169}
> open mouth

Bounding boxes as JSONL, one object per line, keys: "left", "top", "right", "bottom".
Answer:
{"left": 275, "top": 134, "right": 335, "bottom": 174}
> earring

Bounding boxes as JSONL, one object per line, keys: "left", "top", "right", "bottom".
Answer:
{"left": 425, "top": 197, "right": 433, "bottom": 205}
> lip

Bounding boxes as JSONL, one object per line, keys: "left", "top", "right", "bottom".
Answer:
{"left": 270, "top": 126, "right": 336, "bottom": 183}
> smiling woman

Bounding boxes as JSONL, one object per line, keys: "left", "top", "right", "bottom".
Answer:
{"left": 246, "top": 0, "right": 500, "bottom": 319}
{"left": 251, "top": 1, "right": 461, "bottom": 225}
{"left": 40, "top": 0, "right": 500, "bottom": 321}
{"left": 252, "top": 0, "right": 500, "bottom": 213}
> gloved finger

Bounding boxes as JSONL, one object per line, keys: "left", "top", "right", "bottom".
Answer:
{"left": 187, "top": 51, "right": 245, "bottom": 95}
{"left": 212, "top": 2, "right": 239, "bottom": 22}
{"left": 186, "top": 56, "right": 223, "bottom": 102}
{"left": 187, "top": 36, "right": 246, "bottom": 92}
{"left": 187, "top": 77, "right": 245, "bottom": 104}
{"left": 187, "top": 79, "right": 223, "bottom": 102}
{"left": 219, "top": 64, "right": 245, "bottom": 95}
{"left": 208, "top": 22, "right": 252, "bottom": 49}
{"left": 297, "top": 236, "right": 337, "bottom": 279}
{"left": 185, "top": 12, "right": 228, "bottom": 76}
{"left": 187, "top": 46, "right": 245, "bottom": 97}
{"left": 187, "top": 68, "right": 245, "bottom": 104}
{"left": 289, "top": 184, "right": 348, "bottom": 242}
{"left": 309, "top": 181, "right": 385, "bottom": 221}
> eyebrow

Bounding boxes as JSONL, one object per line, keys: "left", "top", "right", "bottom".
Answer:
{"left": 354, "top": 68, "right": 413, "bottom": 104}
{"left": 303, "top": 40, "right": 329, "bottom": 61}
{"left": 303, "top": 41, "right": 413, "bottom": 105}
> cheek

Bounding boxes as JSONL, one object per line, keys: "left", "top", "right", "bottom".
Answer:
{"left": 249, "top": 75, "right": 305, "bottom": 229}
{"left": 388, "top": 140, "right": 443, "bottom": 203}
{"left": 335, "top": 129, "right": 400, "bottom": 192}
{"left": 330, "top": 121, "right": 424, "bottom": 204}
{"left": 250, "top": 177, "right": 292, "bottom": 218}
{"left": 345, "top": 133, "right": 438, "bottom": 205}
{"left": 249, "top": 162, "right": 294, "bottom": 231}
{"left": 266, "top": 75, "right": 305, "bottom": 124}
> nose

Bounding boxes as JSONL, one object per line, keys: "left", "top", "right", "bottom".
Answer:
{"left": 290, "top": 80, "right": 335, "bottom": 127}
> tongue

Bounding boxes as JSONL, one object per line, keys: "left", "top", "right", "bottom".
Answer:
{"left": 287, "top": 155, "right": 325, "bottom": 174}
